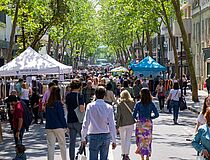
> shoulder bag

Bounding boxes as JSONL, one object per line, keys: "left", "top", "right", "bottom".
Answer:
{"left": 179, "top": 97, "right": 187, "bottom": 111}
{"left": 74, "top": 93, "right": 85, "bottom": 123}
{"left": 123, "top": 102, "right": 136, "bottom": 122}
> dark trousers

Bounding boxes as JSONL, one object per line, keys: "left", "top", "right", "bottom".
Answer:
{"left": 158, "top": 96, "right": 165, "bottom": 111}
{"left": 32, "top": 107, "right": 39, "bottom": 123}
{"left": 68, "top": 122, "right": 82, "bottom": 160}
{"left": 13, "top": 128, "right": 25, "bottom": 145}
{"left": 207, "top": 87, "right": 210, "bottom": 94}
{"left": 171, "top": 100, "right": 180, "bottom": 123}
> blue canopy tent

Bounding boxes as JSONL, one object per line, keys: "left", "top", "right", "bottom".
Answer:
{"left": 131, "top": 56, "right": 166, "bottom": 77}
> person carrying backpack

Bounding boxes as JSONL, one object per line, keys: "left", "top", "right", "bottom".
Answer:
{"left": 9, "top": 95, "right": 26, "bottom": 145}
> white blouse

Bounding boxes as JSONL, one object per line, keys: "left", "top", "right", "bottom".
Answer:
{"left": 197, "top": 113, "right": 206, "bottom": 125}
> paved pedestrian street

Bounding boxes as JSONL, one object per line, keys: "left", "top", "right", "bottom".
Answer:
{"left": 0, "top": 109, "right": 199, "bottom": 160}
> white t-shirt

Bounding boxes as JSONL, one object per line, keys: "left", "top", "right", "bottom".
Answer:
{"left": 170, "top": 89, "right": 181, "bottom": 101}
{"left": 21, "top": 88, "right": 30, "bottom": 100}
{"left": 197, "top": 113, "right": 206, "bottom": 125}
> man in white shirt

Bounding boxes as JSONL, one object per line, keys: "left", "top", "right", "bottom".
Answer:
{"left": 81, "top": 86, "right": 117, "bottom": 160}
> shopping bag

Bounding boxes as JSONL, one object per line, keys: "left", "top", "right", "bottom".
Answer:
{"left": 179, "top": 97, "right": 187, "bottom": 111}
{"left": 74, "top": 107, "right": 85, "bottom": 123}
{"left": 77, "top": 154, "right": 87, "bottom": 160}
{"left": 75, "top": 145, "right": 87, "bottom": 160}
{"left": 74, "top": 93, "right": 85, "bottom": 123}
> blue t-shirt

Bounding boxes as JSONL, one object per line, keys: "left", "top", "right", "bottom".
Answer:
{"left": 66, "top": 92, "right": 84, "bottom": 123}
{"left": 133, "top": 101, "right": 159, "bottom": 120}
{"left": 45, "top": 101, "right": 67, "bottom": 129}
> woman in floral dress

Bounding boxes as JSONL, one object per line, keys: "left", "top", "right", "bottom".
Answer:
{"left": 133, "top": 88, "right": 159, "bottom": 160}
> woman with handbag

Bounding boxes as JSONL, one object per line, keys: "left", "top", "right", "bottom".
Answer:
{"left": 133, "top": 88, "right": 159, "bottom": 160}
{"left": 192, "top": 108, "right": 210, "bottom": 160}
{"left": 116, "top": 90, "right": 136, "bottom": 160}
{"left": 165, "top": 82, "right": 181, "bottom": 124}
{"left": 45, "top": 86, "right": 67, "bottom": 160}
{"left": 65, "top": 79, "right": 85, "bottom": 160}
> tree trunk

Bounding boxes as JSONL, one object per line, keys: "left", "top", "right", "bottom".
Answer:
{"left": 30, "top": 24, "right": 50, "bottom": 49}
{"left": 160, "top": 0, "right": 179, "bottom": 79}
{"left": 55, "top": 43, "right": 59, "bottom": 60}
{"left": 119, "top": 48, "right": 125, "bottom": 65}
{"left": 171, "top": 0, "right": 198, "bottom": 102}
{"left": 136, "top": 32, "right": 141, "bottom": 60}
{"left": 142, "top": 31, "right": 145, "bottom": 59}
{"left": 7, "top": 0, "right": 20, "bottom": 62}
{"left": 47, "top": 35, "right": 51, "bottom": 55}
{"left": 69, "top": 44, "right": 74, "bottom": 66}
{"left": 21, "top": 26, "right": 26, "bottom": 50}
{"left": 146, "top": 31, "right": 153, "bottom": 57}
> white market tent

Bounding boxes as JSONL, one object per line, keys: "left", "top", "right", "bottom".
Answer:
{"left": 39, "top": 47, "right": 72, "bottom": 74}
{"left": 0, "top": 47, "right": 71, "bottom": 76}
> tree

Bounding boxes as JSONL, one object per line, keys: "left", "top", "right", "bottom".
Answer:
{"left": 7, "top": 0, "right": 20, "bottom": 61}
{"left": 171, "top": 0, "right": 198, "bottom": 102}
{"left": 153, "top": 0, "right": 179, "bottom": 79}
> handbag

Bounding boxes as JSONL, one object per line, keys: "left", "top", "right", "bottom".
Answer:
{"left": 75, "top": 145, "right": 87, "bottom": 160}
{"left": 74, "top": 93, "right": 85, "bottom": 123}
{"left": 123, "top": 102, "right": 136, "bottom": 123}
{"left": 179, "top": 97, "right": 187, "bottom": 111}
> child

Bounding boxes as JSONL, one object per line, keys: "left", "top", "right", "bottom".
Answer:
{"left": 13, "top": 144, "right": 27, "bottom": 160}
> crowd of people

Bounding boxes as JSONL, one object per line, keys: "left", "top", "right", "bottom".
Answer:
{"left": 1, "top": 69, "right": 210, "bottom": 160}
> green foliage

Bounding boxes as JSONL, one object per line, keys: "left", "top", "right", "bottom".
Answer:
{"left": 0, "top": 0, "right": 176, "bottom": 61}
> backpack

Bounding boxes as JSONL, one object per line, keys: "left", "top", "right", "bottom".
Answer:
{"left": 20, "top": 101, "right": 33, "bottom": 131}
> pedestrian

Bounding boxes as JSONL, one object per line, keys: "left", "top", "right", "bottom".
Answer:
{"left": 165, "top": 82, "right": 181, "bottom": 124}
{"left": 133, "top": 88, "right": 159, "bottom": 160}
{"left": 81, "top": 86, "right": 117, "bottom": 160}
{"left": 45, "top": 86, "right": 67, "bottom": 160}
{"left": 65, "top": 79, "right": 85, "bottom": 160}
{"left": 195, "top": 96, "right": 210, "bottom": 132}
{"left": 141, "top": 78, "right": 148, "bottom": 88}
{"left": 116, "top": 90, "right": 136, "bottom": 160}
{"left": 9, "top": 95, "right": 25, "bottom": 145}
{"left": 156, "top": 79, "right": 165, "bottom": 112}
{"left": 133, "top": 79, "right": 142, "bottom": 102}
{"left": 103, "top": 82, "right": 117, "bottom": 105}
{"left": 4, "top": 90, "right": 17, "bottom": 131}
{"left": 82, "top": 80, "right": 95, "bottom": 106}
{"left": 182, "top": 74, "right": 188, "bottom": 95}
{"left": 192, "top": 108, "right": 210, "bottom": 160}
{"left": 20, "top": 82, "right": 31, "bottom": 108}
{"left": 148, "top": 75, "right": 154, "bottom": 95}
{"left": 30, "top": 87, "right": 39, "bottom": 124}
{"left": 13, "top": 144, "right": 27, "bottom": 160}
{"left": 15, "top": 78, "right": 23, "bottom": 98}
{"left": 42, "top": 82, "right": 56, "bottom": 111}
{"left": 38, "top": 94, "right": 44, "bottom": 124}
{"left": 122, "top": 80, "right": 134, "bottom": 98}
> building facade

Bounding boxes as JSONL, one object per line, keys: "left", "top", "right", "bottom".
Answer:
{"left": 191, "top": 0, "right": 210, "bottom": 89}
{"left": 0, "top": 12, "right": 12, "bottom": 65}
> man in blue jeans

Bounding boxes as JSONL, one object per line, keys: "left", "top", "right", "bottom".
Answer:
{"left": 81, "top": 86, "right": 117, "bottom": 160}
